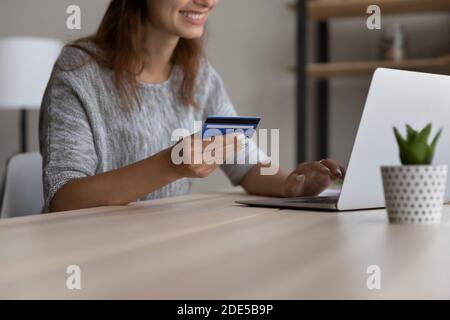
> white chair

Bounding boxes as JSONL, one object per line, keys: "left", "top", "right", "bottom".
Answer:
{"left": 0, "top": 153, "right": 43, "bottom": 219}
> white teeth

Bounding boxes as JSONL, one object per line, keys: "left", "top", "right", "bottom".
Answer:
{"left": 181, "top": 11, "right": 204, "bottom": 20}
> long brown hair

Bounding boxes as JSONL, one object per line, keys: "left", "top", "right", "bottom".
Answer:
{"left": 68, "top": 0, "right": 204, "bottom": 109}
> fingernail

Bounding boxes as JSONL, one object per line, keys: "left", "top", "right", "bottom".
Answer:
{"left": 335, "top": 169, "right": 343, "bottom": 178}
{"left": 296, "top": 174, "right": 305, "bottom": 182}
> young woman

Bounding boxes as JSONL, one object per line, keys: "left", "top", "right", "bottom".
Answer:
{"left": 39, "top": 0, "right": 345, "bottom": 213}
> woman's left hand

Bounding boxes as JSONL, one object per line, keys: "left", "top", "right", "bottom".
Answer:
{"left": 283, "top": 159, "right": 346, "bottom": 197}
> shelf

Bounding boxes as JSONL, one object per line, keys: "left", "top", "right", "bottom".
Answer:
{"left": 288, "top": 0, "right": 450, "bottom": 21}
{"left": 306, "top": 55, "right": 450, "bottom": 78}
{"left": 289, "top": 0, "right": 450, "bottom": 160}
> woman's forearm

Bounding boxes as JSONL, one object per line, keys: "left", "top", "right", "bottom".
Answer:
{"left": 50, "top": 148, "right": 180, "bottom": 212}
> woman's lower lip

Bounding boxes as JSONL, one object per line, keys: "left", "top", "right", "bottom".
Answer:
{"left": 181, "top": 14, "right": 208, "bottom": 26}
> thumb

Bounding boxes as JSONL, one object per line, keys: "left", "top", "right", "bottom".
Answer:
{"left": 286, "top": 173, "right": 306, "bottom": 197}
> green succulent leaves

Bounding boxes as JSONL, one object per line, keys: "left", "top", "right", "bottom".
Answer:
{"left": 393, "top": 123, "right": 442, "bottom": 165}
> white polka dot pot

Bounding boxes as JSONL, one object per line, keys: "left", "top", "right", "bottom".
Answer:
{"left": 381, "top": 165, "right": 447, "bottom": 224}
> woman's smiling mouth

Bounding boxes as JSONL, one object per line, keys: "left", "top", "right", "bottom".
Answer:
{"left": 180, "top": 11, "right": 208, "bottom": 26}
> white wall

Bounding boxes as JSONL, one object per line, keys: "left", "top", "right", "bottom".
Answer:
{"left": 0, "top": 0, "right": 110, "bottom": 183}
{"left": 0, "top": 0, "right": 297, "bottom": 193}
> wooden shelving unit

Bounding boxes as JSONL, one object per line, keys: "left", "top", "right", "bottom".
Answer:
{"left": 291, "top": 0, "right": 450, "bottom": 161}
{"left": 289, "top": 0, "right": 450, "bottom": 21}
{"left": 309, "top": 55, "right": 450, "bottom": 78}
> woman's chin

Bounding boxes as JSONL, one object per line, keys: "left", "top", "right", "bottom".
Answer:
{"left": 177, "top": 28, "right": 205, "bottom": 40}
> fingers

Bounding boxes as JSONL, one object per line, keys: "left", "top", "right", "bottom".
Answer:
{"left": 339, "top": 164, "right": 347, "bottom": 176}
{"left": 205, "top": 133, "right": 246, "bottom": 162}
{"left": 318, "top": 158, "right": 345, "bottom": 179}
{"left": 311, "top": 161, "right": 333, "bottom": 175}
{"left": 294, "top": 161, "right": 331, "bottom": 176}
{"left": 293, "top": 173, "right": 306, "bottom": 195}
{"left": 224, "top": 138, "right": 245, "bottom": 160}
{"left": 284, "top": 172, "right": 306, "bottom": 197}
{"left": 286, "top": 158, "right": 346, "bottom": 197}
{"left": 189, "top": 133, "right": 246, "bottom": 165}
{"left": 285, "top": 170, "right": 331, "bottom": 197}
{"left": 201, "top": 133, "right": 245, "bottom": 150}
{"left": 228, "top": 133, "right": 246, "bottom": 154}
{"left": 306, "top": 169, "right": 333, "bottom": 194}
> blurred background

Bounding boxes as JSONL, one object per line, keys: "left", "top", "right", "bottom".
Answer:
{"left": 0, "top": 0, "right": 449, "bottom": 194}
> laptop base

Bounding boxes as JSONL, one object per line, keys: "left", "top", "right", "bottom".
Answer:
{"left": 236, "top": 196, "right": 339, "bottom": 211}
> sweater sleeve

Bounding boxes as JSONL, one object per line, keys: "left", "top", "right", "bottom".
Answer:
{"left": 200, "top": 62, "right": 269, "bottom": 186}
{"left": 39, "top": 50, "right": 98, "bottom": 213}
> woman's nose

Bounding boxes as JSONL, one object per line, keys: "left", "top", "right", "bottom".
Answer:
{"left": 193, "top": 0, "right": 217, "bottom": 9}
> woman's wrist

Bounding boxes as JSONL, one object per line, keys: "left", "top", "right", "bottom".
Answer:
{"left": 156, "top": 146, "right": 184, "bottom": 181}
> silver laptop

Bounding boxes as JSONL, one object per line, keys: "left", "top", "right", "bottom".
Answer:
{"left": 237, "top": 68, "right": 450, "bottom": 211}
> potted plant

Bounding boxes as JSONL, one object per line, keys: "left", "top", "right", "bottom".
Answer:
{"left": 381, "top": 123, "right": 447, "bottom": 224}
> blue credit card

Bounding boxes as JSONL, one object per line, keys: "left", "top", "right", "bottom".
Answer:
{"left": 202, "top": 116, "right": 261, "bottom": 140}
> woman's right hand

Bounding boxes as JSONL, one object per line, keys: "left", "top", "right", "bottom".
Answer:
{"left": 169, "top": 132, "right": 246, "bottom": 179}
{"left": 50, "top": 132, "right": 246, "bottom": 212}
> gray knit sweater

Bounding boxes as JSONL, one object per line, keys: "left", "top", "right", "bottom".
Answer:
{"left": 39, "top": 44, "right": 263, "bottom": 212}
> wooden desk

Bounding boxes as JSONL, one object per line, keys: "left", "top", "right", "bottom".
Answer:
{"left": 1, "top": 192, "right": 450, "bottom": 299}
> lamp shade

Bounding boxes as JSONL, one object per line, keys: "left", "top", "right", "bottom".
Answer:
{"left": 0, "top": 37, "right": 63, "bottom": 110}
